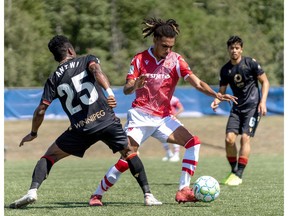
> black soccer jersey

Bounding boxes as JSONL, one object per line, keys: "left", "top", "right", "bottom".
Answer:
{"left": 41, "top": 55, "right": 116, "bottom": 134}
{"left": 219, "top": 56, "right": 264, "bottom": 111}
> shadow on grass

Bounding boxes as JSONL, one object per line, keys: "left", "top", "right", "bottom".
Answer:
{"left": 151, "top": 182, "right": 179, "bottom": 186}
{"left": 4, "top": 201, "right": 212, "bottom": 209}
{"left": 4, "top": 201, "right": 145, "bottom": 209}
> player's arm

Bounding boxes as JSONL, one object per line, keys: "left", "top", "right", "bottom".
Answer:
{"left": 211, "top": 85, "right": 227, "bottom": 111}
{"left": 186, "top": 74, "right": 237, "bottom": 103}
{"left": 19, "top": 102, "right": 48, "bottom": 147}
{"left": 257, "top": 73, "right": 270, "bottom": 116}
{"left": 88, "top": 62, "right": 116, "bottom": 108}
{"left": 123, "top": 75, "right": 147, "bottom": 95}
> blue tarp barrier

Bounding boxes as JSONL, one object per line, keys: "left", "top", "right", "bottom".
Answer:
{"left": 4, "top": 86, "right": 284, "bottom": 120}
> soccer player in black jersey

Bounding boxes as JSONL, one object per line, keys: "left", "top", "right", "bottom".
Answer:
{"left": 211, "top": 35, "right": 270, "bottom": 186}
{"left": 9, "top": 35, "right": 161, "bottom": 208}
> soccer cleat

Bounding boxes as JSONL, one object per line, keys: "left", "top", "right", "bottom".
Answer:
{"left": 169, "top": 155, "right": 180, "bottom": 162}
{"left": 89, "top": 194, "right": 103, "bottom": 206}
{"left": 221, "top": 173, "right": 242, "bottom": 186}
{"left": 220, "top": 173, "right": 235, "bottom": 185}
{"left": 162, "top": 152, "right": 174, "bottom": 162}
{"left": 9, "top": 191, "right": 37, "bottom": 209}
{"left": 162, "top": 156, "right": 169, "bottom": 161}
{"left": 144, "top": 193, "right": 162, "bottom": 206}
{"left": 226, "top": 174, "right": 242, "bottom": 186}
{"left": 175, "top": 186, "right": 199, "bottom": 203}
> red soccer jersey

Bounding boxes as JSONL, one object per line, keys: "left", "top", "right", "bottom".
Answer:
{"left": 126, "top": 47, "right": 192, "bottom": 117}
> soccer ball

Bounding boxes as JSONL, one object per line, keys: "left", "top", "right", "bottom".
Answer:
{"left": 193, "top": 176, "right": 220, "bottom": 202}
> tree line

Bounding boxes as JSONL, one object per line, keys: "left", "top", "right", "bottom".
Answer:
{"left": 4, "top": 0, "right": 283, "bottom": 87}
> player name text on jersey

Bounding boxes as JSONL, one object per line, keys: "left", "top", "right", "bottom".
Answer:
{"left": 56, "top": 61, "right": 80, "bottom": 77}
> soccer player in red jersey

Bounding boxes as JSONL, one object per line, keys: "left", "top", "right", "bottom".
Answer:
{"left": 91, "top": 18, "right": 237, "bottom": 204}
{"left": 9, "top": 35, "right": 159, "bottom": 208}
{"left": 211, "top": 36, "right": 269, "bottom": 186}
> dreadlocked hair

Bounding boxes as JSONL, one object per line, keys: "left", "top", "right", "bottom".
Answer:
{"left": 142, "top": 18, "right": 180, "bottom": 39}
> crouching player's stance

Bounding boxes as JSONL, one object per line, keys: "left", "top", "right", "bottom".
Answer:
{"left": 9, "top": 35, "right": 160, "bottom": 208}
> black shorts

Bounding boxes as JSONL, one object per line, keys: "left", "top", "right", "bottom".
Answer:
{"left": 55, "top": 121, "right": 128, "bottom": 157}
{"left": 226, "top": 107, "right": 261, "bottom": 137}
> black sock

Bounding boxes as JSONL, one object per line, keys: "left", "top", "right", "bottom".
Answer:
{"left": 230, "top": 161, "right": 238, "bottom": 173}
{"left": 30, "top": 157, "right": 54, "bottom": 189}
{"left": 227, "top": 156, "right": 238, "bottom": 173}
{"left": 236, "top": 163, "right": 246, "bottom": 178}
{"left": 127, "top": 155, "right": 151, "bottom": 194}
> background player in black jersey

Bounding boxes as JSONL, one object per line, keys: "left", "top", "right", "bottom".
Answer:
{"left": 211, "top": 35, "right": 270, "bottom": 186}
{"left": 9, "top": 35, "right": 161, "bottom": 208}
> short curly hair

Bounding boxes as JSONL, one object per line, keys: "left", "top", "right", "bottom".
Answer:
{"left": 48, "top": 35, "right": 73, "bottom": 62}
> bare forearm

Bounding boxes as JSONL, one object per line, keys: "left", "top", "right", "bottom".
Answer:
{"left": 124, "top": 75, "right": 147, "bottom": 95}
{"left": 123, "top": 83, "right": 135, "bottom": 95}
{"left": 187, "top": 75, "right": 218, "bottom": 98}
{"left": 95, "top": 70, "right": 110, "bottom": 90}
{"left": 260, "top": 81, "right": 269, "bottom": 104}
{"left": 196, "top": 81, "right": 218, "bottom": 98}
{"left": 90, "top": 63, "right": 111, "bottom": 90}
{"left": 31, "top": 106, "right": 46, "bottom": 133}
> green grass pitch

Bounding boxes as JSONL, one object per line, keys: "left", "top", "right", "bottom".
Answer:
{"left": 4, "top": 154, "right": 284, "bottom": 216}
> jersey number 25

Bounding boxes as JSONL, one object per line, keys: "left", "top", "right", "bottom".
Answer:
{"left": 57, "top": 70, "right": 98, "bottom": 115}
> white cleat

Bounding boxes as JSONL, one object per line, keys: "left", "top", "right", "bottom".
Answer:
{"left": 9, "top": 192, "right": 37, "bottom": 209}
{"left": 162, "top": 156, "right": 169, "bottom": 161}
{"left": 144, "top": 193, "right": 162, "bottom": 206}
{"left": 162, "top": 153, "right": 173, "bottom": 162}
{"left": 169, "top": 155, "right": 180, "bottom": 162}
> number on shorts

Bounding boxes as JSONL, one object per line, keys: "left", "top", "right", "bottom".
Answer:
{"left": 249, "top": 117, "right": 256, "bottom": 128}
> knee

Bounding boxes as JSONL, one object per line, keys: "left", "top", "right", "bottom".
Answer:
{"left": 225, "top": 136, "right": 235, "bottom": 146}
{"left": 121, "top": 147, "right": 139, "bottom": 160}
{"left": 184, "top": 135, "right": 201, "bottom": 149}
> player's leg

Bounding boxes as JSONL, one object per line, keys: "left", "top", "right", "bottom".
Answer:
{"left": 90, "top": 138, "right": 161, "bottom": 206}
{"left": 225, "top": 132, "right": 238, "bottom": 173}
{"left": 90, "top": 158, "right": 130, "bottom": 206}
{"left": 236, "top": 133, "right": 250, "bottom": 179}
{"left": 220, "top": 132, "right": 241, "bottom": 185}
{"left": 89, "top": 119, "right": 131, "bottom": 206}
{"left": 235, "top": 109, "right": 260, "bottom": 182}
{"left": 155, "top": 117, "right": 200, "bottom": 203}
{"left": 167, "top": 126, "right": 200, "bottom": 203}
{"left": 90, "top": 117, "right": 161, "bottom": 206}
{"left": 125, "top": 138, "right": 162, "bottom": 206}
{"left": 162, "top": 142, "right": 173, "bottom": 161}
{"left": 9, "top": 142, "right": 70, "bottom": 208}
{"left": 124, "top": 109, "right": 162, "bottom": 205}
{"left": 220, "top": 111, "right": 242, "bottom": 185}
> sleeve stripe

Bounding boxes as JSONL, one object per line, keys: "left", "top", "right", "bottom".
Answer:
{"left": 42, "top": 99, "right": 51, "bottom": 105}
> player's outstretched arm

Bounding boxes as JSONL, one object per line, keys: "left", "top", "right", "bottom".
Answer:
{"left": 187, "top": 74, "right": 237, "bottom": 104}
{"left": 19, "top": 103, "right": 48, "bottom": 147}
